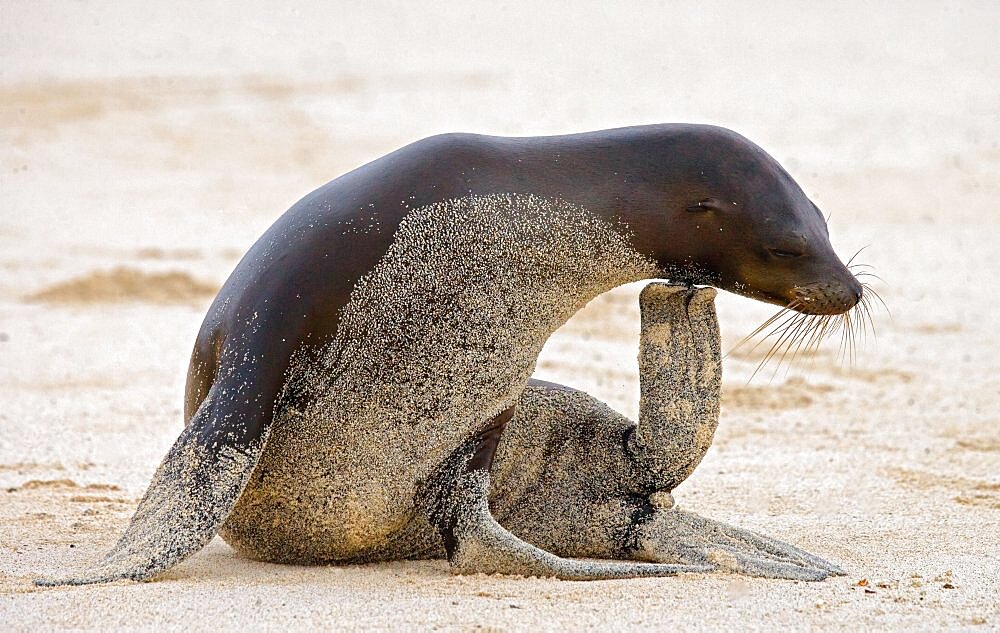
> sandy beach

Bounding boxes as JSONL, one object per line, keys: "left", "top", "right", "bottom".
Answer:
{"left": 2, "top": 2, "right": 998, "bottom": 630}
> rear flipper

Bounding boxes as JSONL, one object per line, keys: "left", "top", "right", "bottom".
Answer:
{"left": 35, "top": 392, "right": 266, "bottom": 586}
{"left": 630, "top": 500, "right": 845, "bottom": 581}
{"left": 422, "top": 413, "right": 710, "bottom": 580}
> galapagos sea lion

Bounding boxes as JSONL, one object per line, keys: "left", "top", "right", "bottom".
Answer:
{"left": 38, "top": 124, "right": 860, "bottom": 585}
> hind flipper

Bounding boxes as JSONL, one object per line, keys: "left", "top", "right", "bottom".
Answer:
{"left": 442, "top": 469, "right": 709, "bottom": 580}
{"left": 424, "top": 417, "right": 709, "bottom": 581}
{"left": 630, "top": 505, "right": 845, "bottom": 581}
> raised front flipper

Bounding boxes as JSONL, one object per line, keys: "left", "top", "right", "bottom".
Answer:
{"left": 624, "top": 285, "right": 844, "bottom": 579}
{"left": 627, "top": 283, "right": 721, "bottom": 492}
{"left": 630, "top": 502, "right": 845, "bottom": 581}
{"left": 36, "top": 326, "right": 290, "bottom": 586}
{"left": 493, "top": 282, "right": 843, "bottom": 581}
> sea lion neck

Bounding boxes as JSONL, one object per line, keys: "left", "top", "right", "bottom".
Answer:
{"left": 457, "top": 126, "right": 688, "bottom": 210}
{"left": 419, "top": 126, "right": 713, "bottom": 268}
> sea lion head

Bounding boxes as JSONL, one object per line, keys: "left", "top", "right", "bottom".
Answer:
{"left": 647, "top": 125, "right": 863, "bottom": 316}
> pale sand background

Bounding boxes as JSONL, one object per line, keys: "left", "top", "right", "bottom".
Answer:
{"left": 1, "top": 1, "right": 998, "bottom": 630}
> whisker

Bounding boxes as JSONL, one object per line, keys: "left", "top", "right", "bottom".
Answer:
{"left": 793, "top": 313, "right": 829, "bottom": 362}
{"left": 799, "top": 314, "right": 833, "bottom": 360}
{"left": 851, "top": 310, "right": 859, "bottom": 365}
{"left": 811, "top": 315, "right": 837, "bottom": 355}
{"left": 844, "top": 310, "right": 858, "bottom": 365}
{"left": 760, "top": 308, "right": 809, "bottom": 342}
{"left": 736, "top": 257, "right": 891, "bottom": 380}
{"left": 725, "top": 315, "right": 787, "bottom": 358}
{"left": 862, "top": 283, "right": 891, "bottom": 317}
{"left": 857, "top": 299, "right": 870, "bottom": 345}
{"left": 845, "top": 245, "right": 872, "bottom": 267}
{"left": 730, "top": 312, "right": 802, "bottom": 368}
{"left": 783, "top": 316, "right": 812, "bottom": 366}
{"left": 843, "top": 314, "right": 853, "bottom": 365}
{"left": 725, "top": 301, "right": 802, "bottom": 359}
{"left": 782, "top": 314, "right": 823, "bottom": 376}
{"left": 835, "top": 310, "right": 852, "bottom": 365}
{"left": 773, "top": 314, "right": 813, "bottom": 370}
{"left": 750, "top": 312, "right": 812, "bottom": 382}
{"left": 858, "top": 294, "right": 877, "bottom": 343}
{"left": 820, "top": 313, "right": 839, "bottom": 362}
{"left": 853, "top": 271, "right": 885, "bottom": 282}
{"left": 748, "top": 316, "right": 800, "bottom": 382}
{"left": 754, "top": 315, "right": 806, "bottom": 367}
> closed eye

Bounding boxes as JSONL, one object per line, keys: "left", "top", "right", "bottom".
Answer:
{"left": 686, "top": 198, "right": 722, "bottom": 212}
{"left": 769, "top": 248, "right": 803, "bottom": 258}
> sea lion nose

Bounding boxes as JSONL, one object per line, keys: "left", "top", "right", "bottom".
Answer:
{"left": 847, "top": 276, "right": 863, "bottom": 306}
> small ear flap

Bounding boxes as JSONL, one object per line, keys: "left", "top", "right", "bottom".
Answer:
{"left": 685, "top": 198, "right": 721, "bottom": 212}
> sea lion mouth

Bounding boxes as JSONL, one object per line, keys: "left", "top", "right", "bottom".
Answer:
{"left": 663, "top": 262, "right": 721, "bottom": 289}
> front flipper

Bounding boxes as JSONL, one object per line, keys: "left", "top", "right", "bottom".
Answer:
{"left": 628, "top": 283, "right": 722, "bottom": 492}
{"left": 631, "top": 503, "right": 845, "bottom": 581}
{"left": 35, "top": 389, "right": 267, "bottom": 586}
{"left": 36, "top": 319, "right": 293, "bottom": 586}
{"left": 423, "top": 418, "right": 709, "bottom": 581}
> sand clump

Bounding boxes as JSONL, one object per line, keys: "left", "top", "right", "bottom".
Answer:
{"left": 14, "top": 480, "right": 120, "bottom": 492}
{"left": 25, "top": 266, "right": 217, "bottom": 305}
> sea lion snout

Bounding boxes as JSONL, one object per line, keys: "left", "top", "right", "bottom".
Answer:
{"left": 791, "top": 276, "right": 863, "bottom": 315}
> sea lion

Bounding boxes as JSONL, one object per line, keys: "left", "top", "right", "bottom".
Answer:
{"left": 38, "top": 124, "right": 860, "bottom": 586}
